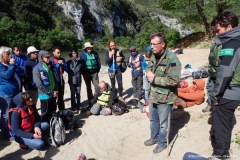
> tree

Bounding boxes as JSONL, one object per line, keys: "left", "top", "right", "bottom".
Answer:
{"left": 158, "top": 0, "right": 238, "bottom": 36}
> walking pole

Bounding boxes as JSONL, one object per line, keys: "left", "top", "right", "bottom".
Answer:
{"left": 167, "top": 110, "right": 171, "bottom": 156}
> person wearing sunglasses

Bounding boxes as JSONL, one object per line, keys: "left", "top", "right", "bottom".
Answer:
{"left": 209, "top": 11, "right": 240, "bottom": 160}
{"left": 8, "top": 92, "right": 49, "bottom": 150}
{"left": 24, "top": 46, "right": 39, "bottom": 106}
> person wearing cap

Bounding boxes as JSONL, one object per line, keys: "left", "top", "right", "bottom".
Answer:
{"left": 105, "top": 40, "right": 125, "bottom": 102}
{"left": 143, "top": 46, "right": 152, "bottom": 107}
{"left": 127, "top": 46, "right": 146, "bottom": 108}
{"left": 32, "top": 50, "right": 59, "bottom": 123}
{"left": 24, "top": 46, "right": 39, "bottom": 105}
{"left": 51, "top": 47, "right": 67, "bottom": 110}
{"left": 12, "top": 45, "right": 28, "bottom": 91}
{"left": 0, "top": 46, "right": 21, "bottom": 141}
{"left": 80, "top": 42, "right": 101, "bottom": 106}
{"left": 67, "top": 49, "right": 82, "bottom": 113}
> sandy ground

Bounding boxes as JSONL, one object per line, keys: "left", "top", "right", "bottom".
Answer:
{"left": 1, "top": 48, "right": 240, "bottom": 160}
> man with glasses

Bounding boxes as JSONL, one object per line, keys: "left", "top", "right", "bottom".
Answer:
{"left": 144, "top": 32, "right": 181, "bottom": 154}
{"left": 33, "top": 50, "right": 58, "bottom": 123}
{"left": 209, "top": 11, "right": 240, "bottom": 160}
{"left": 24, "top": 46, "right": 39, "bottom": 105}
{"left": 0, "top": 46, "right": 21, "bottom": 141}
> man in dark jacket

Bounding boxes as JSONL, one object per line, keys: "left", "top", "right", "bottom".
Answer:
{"left": 80, "top": 42, "right": 101, "bottom": 106}
{"left": 67, "top": 49, "right": 82, "bottom": 113}
{"left": 209, "top": 11, "right": 240, "bottom": 159}
{"left": 24, "top": 46, "right": 39, "bottom": 105}
{"left": 87, "top": 81, "right": 114, "bottom": 116}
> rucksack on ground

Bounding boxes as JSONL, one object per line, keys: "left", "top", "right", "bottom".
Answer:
{"left": 49, "top": 116, "right": 66, "bottom": 147}
{"left": 112, "top": 100, "right": 129, "bottom": 116}
{"left": 59, "top": 109, "right": 76, "bottom": 130}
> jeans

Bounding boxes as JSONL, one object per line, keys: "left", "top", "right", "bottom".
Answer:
{"left": 0, "top": 95, "right": 14, "bottom": 139}
{"left": 143, "top": 75, "right": 150, "bottom": 102}
{"left": 132, "top": 75, "right": 143, "bottom": 99}
{"left": 149, "top": 103, "right": 171, "bottom": 148}
{"left": 14, "top": 122, "right": 49, "bottom": 150}
{"left": 109, "top": 69, "right": 123, "bottom": 97}
{"left": 69, "top": 84, "right": 81, "bottom": 110}
{"left": 82, "top": 73, "right": 99, "bottom": 103}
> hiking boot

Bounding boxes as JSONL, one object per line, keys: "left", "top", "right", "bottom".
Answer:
{"left": 208, "top": 155, "right": 230, "bottom": 160}
{"left": 153, "top": 145, "right": 166, "bottom": 154}
{"left": 202, "top": 105, "right": 212, "bottom": 113}
{"left": 144, "top": 139, "right": 156, "bottom": 146}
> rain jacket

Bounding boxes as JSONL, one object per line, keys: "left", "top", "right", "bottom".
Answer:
{"left": 178, "top": 79, "right": 205, "bottom": 107}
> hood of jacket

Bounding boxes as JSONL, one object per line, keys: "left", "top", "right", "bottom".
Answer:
{"left": 214, "top": 26, "right": 240, "bottom": 45}
{"left": 13, "top": 92, "right": 22, "bottom": 106}
{"left": 193, "top": 79, "right": 205, "bottom": 91}
{"left": 38, "top": 50, "right": 51, "bottom": 64}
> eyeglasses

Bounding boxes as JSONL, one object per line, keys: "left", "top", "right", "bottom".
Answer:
{"left": 26, "top": 97, "right": 32, "bottom": 101}
{"left": 150, "top": 42, "right": 162, "bottom": 46}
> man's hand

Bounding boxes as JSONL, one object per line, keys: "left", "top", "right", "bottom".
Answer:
{"left": 105, "top": 108, "right": 111, "bottom": 114}
{"left": 58, "top": 60, "right": 63, "bottom": 65}
{"left": 10, "top": 58, "right": 15, "bottom": 64}
{"left": 53, "top": 91, "right": 58, "bottom": 97}
{"left": 147, "top": 71, "right": 155, "bottom": 83}
{"left": 33, "top": 127, "right": 42, "bottom": 139}
{"left": 116, "top": 56, "right": 122, "bottom": 62}
{"left": 86, "top": 111, "right": 91, "bottom": 116}
{"left": 109, "top": 49, "right": 115, "bottom": 58}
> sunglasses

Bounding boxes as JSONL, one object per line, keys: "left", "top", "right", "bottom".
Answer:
{"left": 26, "top": 97, "right": 32, "bottom": 101}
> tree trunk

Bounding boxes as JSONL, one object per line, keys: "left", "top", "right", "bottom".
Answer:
{"left": 195, "top": 2, "right": 211, "bottom": 36}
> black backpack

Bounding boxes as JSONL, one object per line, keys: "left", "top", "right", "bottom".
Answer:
{"left": 112, "top": 100, "right": 129, "bottom": 116}
{"left": 59, "top": 110, "right": 76, "bottom": 130}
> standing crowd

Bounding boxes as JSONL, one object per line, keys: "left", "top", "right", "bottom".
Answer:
{"left": 0, "top": 10, "right": 240, "bottom": 160}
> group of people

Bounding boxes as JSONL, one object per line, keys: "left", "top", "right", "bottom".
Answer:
{"left": 0, "top": 10, "right": 240, "bottom": 160}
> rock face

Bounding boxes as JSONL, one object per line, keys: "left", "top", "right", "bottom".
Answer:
{"left": 57, "top": 0, "right": 192, "bottom": 40}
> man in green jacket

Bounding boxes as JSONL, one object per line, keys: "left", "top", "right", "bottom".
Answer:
{"left": 144, "top": 32, "right": 181, "bottom": 154}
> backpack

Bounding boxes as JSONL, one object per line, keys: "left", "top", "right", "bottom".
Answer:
{"left": 49, "top": 116, "right": 66, "bottom": 147}
{"left": 59, "top": 110, "right": 76, "bottom": 130}
{"left": 192, "top": 68, "right": 208, "bottom": 79}
{"left": 112, "top": 100, "right": 129, "bottom": 116}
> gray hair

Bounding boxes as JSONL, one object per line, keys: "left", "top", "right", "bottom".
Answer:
{"left": 0, "top": 46, "right": 12, "bottom": 61}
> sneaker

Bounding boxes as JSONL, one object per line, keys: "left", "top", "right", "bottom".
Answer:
{"left": 144, "top": 139, "right": 156, "bottom": 146}
{"left": 202, "top": 105, "right": 212, "bottom": 113}
{"left": 153, "top": 145, "right": 166, "bottom": 154}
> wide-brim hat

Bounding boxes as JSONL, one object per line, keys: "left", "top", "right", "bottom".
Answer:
{"left": 84, "top": 42, "right": 93, "bottom": 49}
{"left": 27, "top": 46, "right": 39, "bottom": 54}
